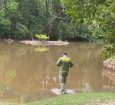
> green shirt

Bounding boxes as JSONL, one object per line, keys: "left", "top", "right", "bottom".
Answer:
{"left": 56, "top": 56, "right": 74, "bottom": 72}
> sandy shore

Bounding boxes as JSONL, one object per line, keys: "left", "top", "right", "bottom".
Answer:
{"left": 20, "top": 40, "right": 69, "bottom": 45}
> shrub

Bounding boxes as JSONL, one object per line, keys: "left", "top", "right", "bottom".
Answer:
{"left": 35, "top": 34, "right": 49, "bottom": 41}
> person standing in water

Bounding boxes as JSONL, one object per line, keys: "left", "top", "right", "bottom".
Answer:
{"left": 56, "top": 52, "right": 74, "bottom": 94}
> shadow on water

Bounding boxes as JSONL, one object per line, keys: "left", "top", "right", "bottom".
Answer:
{"left": 0, "top": 40, "right": 115, "bottom": 103}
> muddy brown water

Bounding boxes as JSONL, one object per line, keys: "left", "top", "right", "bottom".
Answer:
{"left": 0, "top": 40, "right": 115, "bottom": 103}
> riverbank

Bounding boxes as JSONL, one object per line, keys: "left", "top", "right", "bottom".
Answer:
{"left": 0, "top": 92, "right": 115, "bottom": 105}
{"left": 103, "top": 56, "right": 115, "bottom": 70}
{"left": 0, "top": 39, "right": 70, "bottom": 45}
{"left": 26, "top": 92, "right": 115, "bottom": 105}
{"left": 20, "top": 40, "right": 69, "bottom": 45}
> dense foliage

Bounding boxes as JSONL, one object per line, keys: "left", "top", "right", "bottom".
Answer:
{"left": 61, "top": 0, "right": 115, "bottom": 57}
{"left": 0, "top": 0, "right": 71, "bottom": 40}
{"left": 0, "top": 0, "right": 115, "bottom": 55}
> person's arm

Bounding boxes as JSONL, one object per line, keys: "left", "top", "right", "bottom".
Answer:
{"left": 69, "top": 60, "right": 74, "bottom": 67}
{"left": 56, "top": 58, "right": 62, "bottom": 66}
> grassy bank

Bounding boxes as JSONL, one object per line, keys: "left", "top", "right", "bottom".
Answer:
{"left": 27, "top": 92, "right": 115, "bottom": 105}
{"left": 0, "top": 92, "right": 115, "bottom": 105}
{"left": 111, "top": 56, "right": 115, "bottom": 60}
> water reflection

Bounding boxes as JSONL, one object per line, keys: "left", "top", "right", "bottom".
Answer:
{"left": 35, "top": 47, "right": 49, "bottom": 52}
{"left": 102, "top": 69, "right": 115, "bottom": 91}
{"left": 0, "top": 41, "right": 115, "bottom": 103}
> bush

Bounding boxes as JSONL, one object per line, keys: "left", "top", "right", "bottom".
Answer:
{"left": 35, "top": 34, "right": 49, "bottom": 41}
{"left": 101, "top": 44, "right": 115, "bottom": 58}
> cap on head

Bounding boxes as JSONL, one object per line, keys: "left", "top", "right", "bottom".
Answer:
{"left": 63, "top": 52, "right": 67, "bottom": 56}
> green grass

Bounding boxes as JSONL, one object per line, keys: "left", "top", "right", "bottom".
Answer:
{"left": 0, "top": 92, "right": 115, "bottom": 105}
{"left": 111, "top": 56, "right": 115, "bottom": 59}
{"left": 27, "top": 92, "right": 115, "bottom": 105}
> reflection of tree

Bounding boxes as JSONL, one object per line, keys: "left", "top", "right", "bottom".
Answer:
{"left": 35, "top": 46, "right": 49, "bottom": 52}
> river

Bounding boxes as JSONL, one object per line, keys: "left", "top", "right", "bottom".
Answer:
{"left": 0, "top": 40, "right": 115, "bottom": 103}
